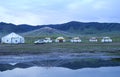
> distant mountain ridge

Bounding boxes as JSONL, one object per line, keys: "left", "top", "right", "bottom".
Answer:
{"left": 0, "top": 21, "right": 120, "bottom": 36}
{"left": 0, "top": 22, "right": 41, "bottom": 33}
{"left": 43, "top": 21, "right": 120, "bottom": 34}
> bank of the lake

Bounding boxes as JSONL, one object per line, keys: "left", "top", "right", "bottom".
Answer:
{"left": 0, "top": 43, "right": 120, "bottom": 56}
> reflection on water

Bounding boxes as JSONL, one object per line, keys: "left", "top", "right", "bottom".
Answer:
{"left": 0, "top": 58, "right": 120, "bottom": 72}
{"left": 0, "top": 58, "right": 120, "bottom": 71}
{"left": 0, "top": 66, "right": 120, "bottom": 77}
{"left": 0, "top": 55, "right": 120, "bottom": 77}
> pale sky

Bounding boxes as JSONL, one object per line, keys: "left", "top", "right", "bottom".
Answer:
{"left": 0, "top": 0, "right": 120, "bottom": 25}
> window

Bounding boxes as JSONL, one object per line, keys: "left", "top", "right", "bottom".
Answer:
{"left": 15, "top": 40, "right": 17, "bottom": 43}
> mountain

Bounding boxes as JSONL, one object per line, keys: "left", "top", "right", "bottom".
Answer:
{"left": 22, "top": 27, "right": 75, "bottom": 37}
{"left": 41, "top": 21, "right": 120, "bottom": 35}
{"left": 0, "top": 21, "right": 120, "bottom": 37}
{"left": 0, "top": 22, "right": 41, "bottom": 33}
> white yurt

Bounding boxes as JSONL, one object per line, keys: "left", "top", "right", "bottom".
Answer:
{"left": 101, "top": 37, "right": 112, "bottom": 43}
{"left": 1, "top": 32, "right": 25, "bottom": 44}
{"left": 70, "top": 37, "right": 82, "bottom": 43}
{"left": 55, "top": 37, "right": 65, "bottom": 43}
{"left": 89, "top": 37, "right": 98, "bottom": 42}
{"left": 44, "top": 37, "right": 52, "bottom": 43}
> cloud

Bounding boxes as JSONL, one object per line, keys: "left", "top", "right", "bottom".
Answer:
{"left": 92, "top": 1, "right": 107, "bottom": 10}
{"left": 0, "top": 0, "right": 120, "bottom": 25}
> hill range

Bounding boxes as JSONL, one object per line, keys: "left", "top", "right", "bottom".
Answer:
{"left": 0, "top": 21, "right": 120, "bottom": 37}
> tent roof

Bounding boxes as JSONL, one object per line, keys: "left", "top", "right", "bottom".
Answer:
{"left": 72, "top": 37, "right": 80, "bottom": 40}
{"left": 90, "top": 37, "right": 97, "bottom": 40}
{"left": 2, "top": 32, "right": 23, "bottom": 39}
{"left": 45, "top": 37, "right": 51, "bottom": 40}
{"left": 56, "top": 37, "right": 65, "bottom": 40}
{"left": 103, "top": 37, "right": 111, "bottom": 39}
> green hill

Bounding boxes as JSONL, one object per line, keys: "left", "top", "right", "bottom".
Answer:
{"left": 22, "top": 27, "right": 75, "bottom": 37}
{"left": 0, "top": 21, "right": 120, "bottom": 37}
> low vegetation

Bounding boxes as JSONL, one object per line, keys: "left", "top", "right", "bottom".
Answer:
{"left": 0, "top": 42, "right": 120, "bottom": 55}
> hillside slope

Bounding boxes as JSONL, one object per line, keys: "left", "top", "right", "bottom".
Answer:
{"left": 42, "top": 21, "right": 120, "bottom": 35}
{"left": 0, "top": 21, "right": 120, "bottom": 37}
{"left": 22, "top": 27, "right": 75, "bottom": 37}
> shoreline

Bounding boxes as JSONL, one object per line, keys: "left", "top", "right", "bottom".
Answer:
{"left": 0, "top": 43, "right": 120, "bottom": 56}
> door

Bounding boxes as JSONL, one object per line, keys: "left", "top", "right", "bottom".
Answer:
{"left": 11, "top": 38, "right": 19, "bottom": 44}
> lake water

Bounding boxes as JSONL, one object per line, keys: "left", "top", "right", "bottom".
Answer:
{"left": 0, "top": 54, "right": 120, "bottom": 77}
{"left": 0, "top": 66, "right": 120, "bottom": 77}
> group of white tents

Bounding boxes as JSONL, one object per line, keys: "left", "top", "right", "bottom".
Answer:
{"left": 54, "top": 36, "right": 112, "bottom": 43}
{"left": 0, "top": 32, "right": 113, "bottom": 44}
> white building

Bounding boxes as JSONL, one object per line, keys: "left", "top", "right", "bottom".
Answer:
{"left": 89, "top": 37, "right": 98, "bottom": 42}
{"left": 55, "top": 37, "right": 65, "bottom": 43}
{"left": 1, "top": 32, "right": 25, "bottom": 44}
{"left": 70, "top": 37, "right": 82, "bottom": 43}
{"left": 101, "top": 37, "right": 112, "bottom": 43}
{"left": 44, "top": 37, "right": 52, "bottom": 43}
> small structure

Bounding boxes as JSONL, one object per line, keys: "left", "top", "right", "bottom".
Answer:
{"left": 101, "top": 37, "right": 112, "bottom": 43}
{"left": 55, "top": 37, "right": 65, "bottom": 43}
{"left": 70, "top": 37, "right": 82, "bottom": 43}
{"left": 34, "top": 39, "right": 45, "bottom": 44}
{"left": 44, "top": 37, "right": 52, "bottom": 43}
{"left": 89, "top": 37, "right": 98, "bottom": 42}
{"left": 1, "top": 32, "right": 25, "bottom": 44}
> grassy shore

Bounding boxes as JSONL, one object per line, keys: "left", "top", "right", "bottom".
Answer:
{"left": 0, "top": 42, "right": 120, "bottom": 55}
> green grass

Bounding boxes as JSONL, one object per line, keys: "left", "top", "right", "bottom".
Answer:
{"left": 0, "top": 42, "right": 120, "bottom": 55}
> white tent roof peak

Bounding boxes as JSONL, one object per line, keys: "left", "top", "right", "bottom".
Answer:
{"left": 45, "top": 37, "right": 51, "bottom": 40}
{"left": 90, "top": 37, "right": 97, "bottom": 40}
{"left": 56, "top": 37, "right": 65, "bottom": 40}
{"left": 103, "top": 37, "right": 111, "bottom": 39}
{"left": 72, "top": 37, "right": 80, "bottom": 40}
{"left": 2, "top": 32, "right": 23, "bottom": 38}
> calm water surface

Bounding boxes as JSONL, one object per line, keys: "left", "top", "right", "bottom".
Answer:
{"left": 0, "top": 54, "right": 120, "bottom": 77}
{"left": 0, "top": 66, "right": 120, "bottom": 77}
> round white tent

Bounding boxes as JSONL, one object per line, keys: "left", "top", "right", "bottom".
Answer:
{"left": 1, "top": 32, "right": 25, "bottom": 44}
{"left": 89, "top": 37, "right": 98, "bottom": 42}
{"left": 55, "top": 37, "right": 65, "bottom": 43}
{"left": 101, "top": 37, "right": 112, "bottom": 43}
{"left": 70, "top": 37, "right": 82, "bottom": 43}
